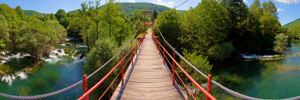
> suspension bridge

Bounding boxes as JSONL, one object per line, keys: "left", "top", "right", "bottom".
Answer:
{"left": 1, "top": 11, "right": 300, "bottom": 100}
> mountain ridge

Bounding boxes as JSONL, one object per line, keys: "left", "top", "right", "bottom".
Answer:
{"left": 24, "top": 2, "right": 186, "bottom": 16}
{"left": 283, "top": 18, "right": 300, "bottom": 29}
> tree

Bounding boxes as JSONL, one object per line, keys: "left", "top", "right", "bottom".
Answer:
{"left": 89, "top": 0, "right": 101, "bottom": 42}
{"left": 153, "top": 9, "right": 158, "bottom": 19}
{"left": 273, "top": 33, "right": 288, "bottom": 53}
{"left": 156, "top": 9, "right": 181, "bottom": 49}
{"left": 208, "top": 42, "right": 234, "bottom": 60}
{"left": 0, "top": 15, "right": 10, "bottom": 48}
{"left": 55, "top": 9, "right": 66, "bottom": 21}
{"left": 6, "top": 15, "right": 25, "bottom": 50}
{"left": 101, "top": 0, "right": 131, "bottom": 46}
{"left": 55, "top": 9, "right": 69, "bottom": 28}
{"left": 179, "top": 0, "right": 227, "bottom": 55}
{"left": 259, "top": 12, "right": 281, "bottom": 49}
{"left": 262, "top": 1, "right": 278, "bottom": 18}
{"left": 178, "top": 49, "right": 212, "bottom": 99}
{"left": 79, "top": 2, "right": 92, "bottom": 51}
{"left": 15, "top": 6, "right": 25, "bottom": 20}
{"left": 288, "top": 25, "right": 300, "bottom": 39}
{"left": 221, "top": 0, "right": 249, "bottom": 52}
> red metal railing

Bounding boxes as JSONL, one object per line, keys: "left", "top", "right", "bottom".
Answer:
{"left": 77, "top": 36, "right": 145, "bottom": 100}
{"left": 152, "top": 34, "right": 217, "bottom": 100}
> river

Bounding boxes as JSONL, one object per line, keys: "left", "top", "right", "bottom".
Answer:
{"left": 212, "top": 40, "right": 300, "bottom": 99}
{"left": 0, "top": 39, "right": 86, "bottom": 100}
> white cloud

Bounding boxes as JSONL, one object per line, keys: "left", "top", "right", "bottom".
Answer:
{"left": 153, "top": 0, "right": 175, "bottom": 8}
{"left": 277, "top": 8, "right": 284, "bottom": 11}
{"left": 243, "top": 0, "right": 248, "bottom": 3}
{"left": 128, "top": 0, "right": 135, "bottom": 3}
{"left": 275, "top": 0, "right": 300, "bottom": 4}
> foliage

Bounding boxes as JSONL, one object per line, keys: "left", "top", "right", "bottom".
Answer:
{"left": 0, "top": 15, "right": 10, "bottom": 48}
{"left": 0, "top": 3, "right": 67, "bottom": 62}
{"left": 117, "top": 3, "right": 169, "bottom": 16}
{"left": 63, "top": 48, "right": 76, "bottom": 61}
{"left": 23, "top": 10, "right": 46, "bottom": 16}
{"left": 179, "top": 0, "right": 227, "bottom": 56}
{"left": 85, "top": 38, "right": 118, "bottom": 71}
{"left": 178, "top": 49, "right": 212, "bottom": 85}
{"left": 288, "top": 24, "right": 300, "bottom": 39}
{"left": 262, "top": 1, "right": 278, "bottom": 18}
{"left": 55, "top": 9, "right": 69, "bottom": 28}
{"left": 156, "top": 9, "right": 181, "bottom": 49}
{"left": 208, "top": 42, "right": 234, "bottom": 60}
{"left": 153, "top": 9, "right": 158, "bottom": 19}
{"left": 273, "top": 33, "right": 288, "bottom": 53}
{"left": 0, "top": 65, "right": 13, "bottom": 74}
{"left": 221, "top": 0, "right": 248, "bottom": 52}
{"left": 284, "top": 18, "right": 300, "bottom": 29}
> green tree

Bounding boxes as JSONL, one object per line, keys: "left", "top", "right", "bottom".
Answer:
{"left": 89, "top": 0, "right": 101, "bottom": 42}
{"left": 55, "top": 9, "right": 66, "bottom": 21}
{"left": 67, "top": 13, "right": 82, "bottom": 38}
{"left": 6, "top": 15, "right": 25, "bottom": 50}
{"left": 179, "top": 0, "right": 227, "bottom": 56}
{"left": 262, "top": 1, "right": 278, "bottom": 18}
{"left": 101, "top": 0, "right": 131, "bottom": 45}
{"left": 208, "top": 42, "right": 234, "bottom": 60}
{"left": 288, "top": 24, "right": 300, "bottom": 39}
{"left": 15, "top": 6, "right": 25, "bottom": 20}
{"left": 78, "top": 2, "right": 92, "bottom": 51}
{"left": 0, "top": 15, "right": 10, "bottom": 48}
{"left": 156, "top": 9, "right": 181, "bottom": 49}
{"left": 273, "top": 33, "right": 288, "bottom": 53}
{"left": 178, "top": 49, "right": 212, "bottom": 98}
{"left": 221, "top": 0, "right": 248, "bottom": 52}
{"left": 259, "top": 12, "right": 281, "bottom": 49}
{"left": 153, "top": 9, "right": 158, "bottom": 19}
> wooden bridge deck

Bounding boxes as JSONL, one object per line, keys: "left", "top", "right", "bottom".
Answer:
{"left": 111, "top": 29, "right": 183, "bottom": 100}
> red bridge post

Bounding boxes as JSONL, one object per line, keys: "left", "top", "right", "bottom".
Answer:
{"left": 131, "top": 39, "right": 133, "bottom": 65}
{"left": 163, "top": 41, "right": 165, "bottom": 64}
{"left": 83, "top": 74, "right": 88, "bottom": 100}
{"left": 172, "top": 48, "right": 175, "bottom": 85}
{"left": 121, "top": 49, "right": 124, "bottom": 85}
{"left": 206, "top": 74, "right": 212, "bottom": 100}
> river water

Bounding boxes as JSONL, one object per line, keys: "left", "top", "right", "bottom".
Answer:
{"left": 0, "top": 56, "right": 85, "bottom": 100}
{"left": 0, "top": 39, "right": 86, "bottom": 100}
{"left": 212, "top": 41, "right": 300, "bottom": 99}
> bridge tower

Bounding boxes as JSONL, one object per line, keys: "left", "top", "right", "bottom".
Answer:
{"left": 143, "top": 11, "right": 154, "bottom": 36}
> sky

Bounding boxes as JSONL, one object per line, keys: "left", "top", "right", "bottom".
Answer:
{"left": 1, "top": 0, "right": 300, "bottom": 25}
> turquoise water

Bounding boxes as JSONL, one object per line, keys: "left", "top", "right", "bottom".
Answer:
{"left": 212, "top": 41, "right": 300, "bottom": 99}
{"left": 0, "top": 57, "right": 85, "bottom": 100}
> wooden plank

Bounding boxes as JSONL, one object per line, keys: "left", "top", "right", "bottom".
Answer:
{"left": 111, "top": 29, "right": 183, "bottom": 100}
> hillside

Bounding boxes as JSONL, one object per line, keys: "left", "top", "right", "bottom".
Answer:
{"left": 68, "top": 2, "right": 186, "bottom": 16}
{"left": 24, "top": 10, "right": 46, "bottom": 16}
{"left": 284, "top": 18, "right": 300, "bottom": 28}
{"left": 119, "top": 2, "right": 169, "bottom": 16}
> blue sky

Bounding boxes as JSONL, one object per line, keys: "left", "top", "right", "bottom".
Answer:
{"left": 1, "top": 0, "right": 300, "bottom": 25}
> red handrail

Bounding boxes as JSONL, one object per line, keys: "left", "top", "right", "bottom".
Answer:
{"left": 152, "top": 34, "right": 217, "bottom": 100}
{"left": 77, "top": 36, "right": 145, "bottom": 100}
{"left": 98, "top": 54, "right": 133, "bottom": 100}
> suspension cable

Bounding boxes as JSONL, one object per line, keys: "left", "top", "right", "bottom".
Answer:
{"left": 175, "top": 0, "right": 189, "bottom": 9}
